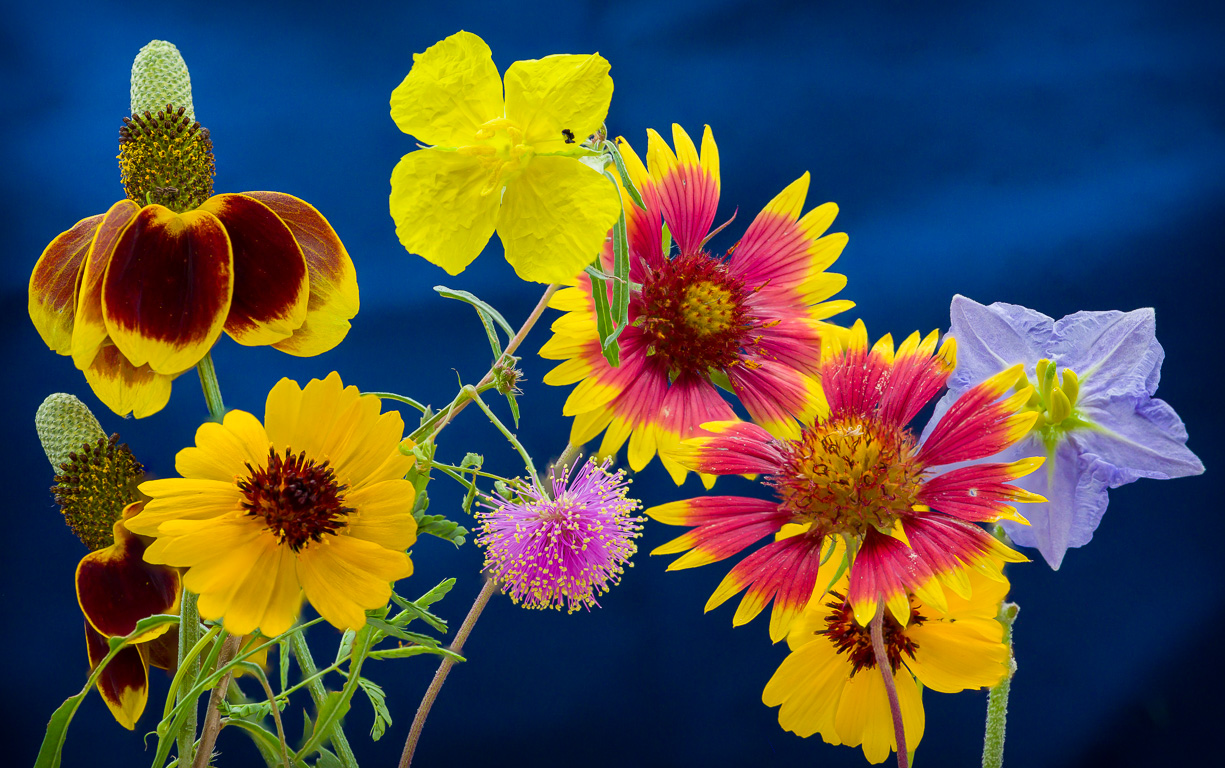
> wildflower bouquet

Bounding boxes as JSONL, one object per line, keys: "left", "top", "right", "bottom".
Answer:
{"left": 22, "top": 26, "right": 1204, "bottom": 768}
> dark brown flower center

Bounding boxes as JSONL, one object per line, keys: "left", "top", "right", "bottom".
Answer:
{"left": 637, "top": 252, "right": 751, "bottom": 373}
{"left": 118, "top": 103, "right": 215, "bottom": 212}
{"left": 818, "top": 591, "right": 924, "bottom": 676}
{"left": 771, "top": 417, "right": 922, "bottom": 537}
{"left": 238, "top": 448, "right": 352, "bottom": 552}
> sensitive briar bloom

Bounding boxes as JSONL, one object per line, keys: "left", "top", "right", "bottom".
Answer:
{"left": 389, "top": 30, "right": 621, "bottom": 283}
{"left": 36, "top": 394, "right": 180, "bottom": 729}
{"left": 764, "top": 547, "right": 1011, "bottom": 764}
{"left": 476, "top": 457, "right": 643, "bottom": 612}
{"left": 29, "top": 41, "right": 358, "bottom": 418}
{"left": 929, "top": 296, "right": 1204, "bottom": 568}
{"left": 126, "top": 372, "right": 417, "bottom": 634}
{"left": 541, "top": 125, "right": 853, "bottom": 484}
{"left": 649, "top": 321, "right": 1040, "bottom": 642}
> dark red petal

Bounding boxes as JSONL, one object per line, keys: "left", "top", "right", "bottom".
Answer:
{"left": 85, "top": 621, "right": 148, "bottom": 730}
{"left": 76, "top": 513, "right": 181, "bottom": 640}
{"left": 102, "top": 204, "right": 233, "bottom": 374}
{"left": 199, "top": 193, "right": 309, "bottom": 346}
{"left": 29, "top": 212, "right": 105, "bottom": 355}
{"left": 71, "top": 200, "right": 141, "bottom": 370}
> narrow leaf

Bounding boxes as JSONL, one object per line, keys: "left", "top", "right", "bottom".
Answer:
{"left": 433, "top": 286, "right": 514, "bottom": 337}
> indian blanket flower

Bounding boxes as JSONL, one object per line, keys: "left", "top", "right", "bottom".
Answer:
{"left": 475, "top": 457, "right": 643, "bottom": 612}
{"left": 541, "top": 124, "right": 853, "bottom": 485}
{"left": 36, "top": 394, "right": 181, "bottom": 729}
{"left": 389, "top": 30, "right": 621, "bottom": 283}
{"left": 927, "top": 295, "right": 1204, "bottom": 569}
{"left": 648, "top": 320, "right": 1042, "bottom": 642}
{"left": 125, "top": 372, "right": 417, "bottom": 634}
{"left": 28, "top": 40, "right": 358, "bottom": 419}
{"left": 764, "top": 547, "right": 1011, "bottom": 764}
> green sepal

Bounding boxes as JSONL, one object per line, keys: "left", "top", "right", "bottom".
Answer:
{"left": 708, "top": 368, "right": 735, "bottom": 394}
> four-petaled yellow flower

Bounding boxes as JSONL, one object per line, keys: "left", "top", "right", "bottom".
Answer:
{"left": 389, "top": 30, "right": 622, "bottom": 284}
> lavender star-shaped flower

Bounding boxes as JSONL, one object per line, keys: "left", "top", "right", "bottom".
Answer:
{"left": 925, "top": 295, "right": 1203, "bottom": 569}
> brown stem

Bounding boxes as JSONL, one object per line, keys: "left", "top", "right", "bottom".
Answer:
{"left": 252, "top": 665, "right": 291, "bottom": 767}
{"left": 870, "top": 604, "right": 909, "bottom": 768}
{"left": 398, "top": 577, "right": 500, "bottom": 768}
{"left": 192, "top": 635, "right": 242, "bottom": 768}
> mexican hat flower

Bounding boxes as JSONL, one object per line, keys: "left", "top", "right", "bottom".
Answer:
{"left": 476, "top": 457, "right": 643, "bottom": 612}
{"left": 540, "top": 124, "right": 853, "bottom": 484}
{"left": 28, "top": 40, "right": 359, "bottom": 419}
{"left": 927, "top": 295, "right": 1204, "bottom": 568}
{"left": 36, "top": 394, "right": 181, "bottom": 729}
{"left": 647, "top": 321, "right": 1042, "bottom": 642}
{"left": 125, "top": 372, "right": 417, "bottom": 635}
{"left": 389, "top": 30, "right": 622, "bottom": 284}
{"left": 764, "top": 549, "right": 1011, "bottom": 764}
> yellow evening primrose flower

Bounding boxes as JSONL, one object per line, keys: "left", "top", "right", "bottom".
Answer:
{"left": 125, "top": 372, "right": 417, "bottom": 635}
{"left": 389, "top": 30, "right": 622, "bottom": 284}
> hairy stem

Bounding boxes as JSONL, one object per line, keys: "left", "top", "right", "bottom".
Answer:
{"left": 982, "top": 602, "right": 1019, "bottom": 768}
{"left": 191, "top": 635, "right": 241, "bottom": 768}
{"left": 290, "top": 631, "right": 357, "bottom": 768}
{"left": 398, "top": 577, "right": 499, "bottom": 768}
{"left": 870, "top": 605, "right": 909, "bottom": 768}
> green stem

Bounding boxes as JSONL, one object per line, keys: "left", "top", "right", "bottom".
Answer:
{"left": 409, "top": 284, "right": 559, "bottom": 445}
{"left": 191, "top": 635, "right": 241, "bottom": 768}
{"left": 398, "top": 577, "right": 498, "bottom": 768}
{"left": 982, "top": 601, "right": 1019, "bottom": 768}
{"left": 553, "top": 443, "right": 583, "bottom": 476}
{"left": 290, "top": 631, "right": 357, "bottom": 768}
{"left": 196, "top": 351, "right": 226, "bottom": 419}
{"left": 174, "top": 353, "right": 227, "bottom": 766}
{"left": 465, "top": 388, "right": 539, "bottom": 486}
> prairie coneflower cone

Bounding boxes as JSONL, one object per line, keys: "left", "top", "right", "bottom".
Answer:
{"left": 36, "top": 392, "right": 105, "bottom": 470}
{"left": 130, "top": 40, "right": 194, "bottom": 120}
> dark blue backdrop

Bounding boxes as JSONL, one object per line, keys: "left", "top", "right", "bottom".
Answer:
{"left": 4, "top": 1, "right": 1221, "bottom": 766}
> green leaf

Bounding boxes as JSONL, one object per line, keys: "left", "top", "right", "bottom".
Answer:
{"left": 433, "top": 286, "right": 515, "bottom": 338}
{"left": 413, "top": 511, "right": 468, "bottom": 548}
{"left": 361, "top": 391, "right": 428, "bottom": 412}
{"left": 279, "top": 637, "right": 291, "bottom": 693}
{"left": 603, "top": 139, "right": 646, "bottom": 209}
{"left": 662, "top": 223, "right": 672, "bottom": 257}
{"left": 708, "top": 368, "right": 736, "bottom": 394}
{"left": 366, "top": 618, "right": 441, "bottom": 648}
{"left": 388, "top": 594, "right": 448, "bottom": 633}
{"left": 416, "top": 578, "right": 457, "bottom": 608}
{"left": 367, "top": 645, "right": 465, "bottom": 662}
{"left": 301, "top": 690, "right": 351, "bottom": 757}
{"left": 34, "top": 691, "right": 83, "bottom": 768}
{"left": 506, "top": 391, "right": 520, "bottom": 428}
{"left": 357, "top": 678, "right": 392, "bottom": 741}
{"left": 587, "top": 268, "right": 620, "bottom": 367}
{"left": 334, "top": 629, "right": 356, "bottom": 665}
{"left": 314, "top": 747, "right": 344, "bottom": 768}
{"left": 224, "top": 719, "right": 291, "bottom": 766}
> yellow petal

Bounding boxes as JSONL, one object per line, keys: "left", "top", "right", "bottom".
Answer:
{"left": 503, "top": 53, "right": 612, "bottom": 148}
{"left": 390, "top": 149, "right": 499, "bottom": 276}
{"left": 496, "top": 156, "right": 621, "bottom": 284}
{"left": 389, "top": 30, "right": 504, "bottom": 147}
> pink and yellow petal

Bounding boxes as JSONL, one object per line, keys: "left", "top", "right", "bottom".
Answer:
{"left": 503, "top": 53, "right": 612, "bottom": 148}
{"left": 389, "top": 31, "right": 504, "bottom": 147}
{"left": 669, "top": 420, "right": 783, "bottom": 476}
{"left": 29, "top": 211, "right": 105, "bottom": 355}
{"left": 102, "top": 204, "right": 234, "bottom": 374}
{"left": 704, "top": 533, "right": 828, "bottom": 642}
{"left": 198, "top": 194, "right": 308, "bottom": 347}
{"left": 239, "top": 191, "right": 358, "bottom": 357}
{"left": 71, "top": 200, "right": 141, "bottom": 369}
{"left": 730, "top": 361, "right": 825, "bottom": 440}
{"left": 918, "top": 364, "right": 1034, "bottom": 466}
{"left": 646, "top": 125, "right": 719, "bottom": 255}
{"left": 497, "top": 155, "right": 620, "bottom": 284}
{"left": 847, "top": 529, "right": 937, "bottom": 626}
{"left": 876, "top": 330, "right": 954, "bottom": 428}
{"left": 917, "top": 458, "right": 1045, "bottom": 523}
{"left": 390, "top": 149, "right": 499, "bottom": 276}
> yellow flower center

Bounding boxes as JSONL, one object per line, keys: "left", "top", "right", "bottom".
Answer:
{"left": 1022, "top": 358, "right": 1089, "bottom": 450}
{"left": 817, "top": 591, "right": 924, "bottom": 675}
{"left": 458, "top": 116, "right": 534, "bottom": 195}
{"left": 771, "top": 417, "right": 923, "bottom": 537}
{"left": 238, "top": 448, "right": 353, "bottom": 552}
{"left": 681, "top": 281, "right": 737, "bottom": 336}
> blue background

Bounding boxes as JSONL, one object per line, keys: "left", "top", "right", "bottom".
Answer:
{"left": 3, "top": 1, "right": 1222, "bottom": 766}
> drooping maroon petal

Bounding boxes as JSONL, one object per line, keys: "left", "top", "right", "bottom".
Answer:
{"left": 71, "top": 200, "right": 141, "bottom": 370}
{"left": 76, "top": 511, "right": 181, "bottom": 641}
{"left": 197, "top": 193, "right": 309, "bottom": 347}
{"left": 102, "top": 204, "right": 233, "bottom": 374}
{"left": 241, "top": 191, "right": 359, "bottom": 356}
{"left": 85, "top": 621, "right": 148, "bottom": 730}
{"left": 29, "top": 212, "right": 105, "bottom": 355}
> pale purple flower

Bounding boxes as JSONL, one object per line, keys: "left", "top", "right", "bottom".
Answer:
{"left": 476, "top": 458, "right": 644, "bottom": 612}
{"left": 924, "top": 295, "right": 1203, "bottom": 569}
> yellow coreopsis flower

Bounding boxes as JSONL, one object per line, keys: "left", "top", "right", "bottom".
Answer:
{"left": 389, "top": 31, "right": 622, "bottom": 284}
